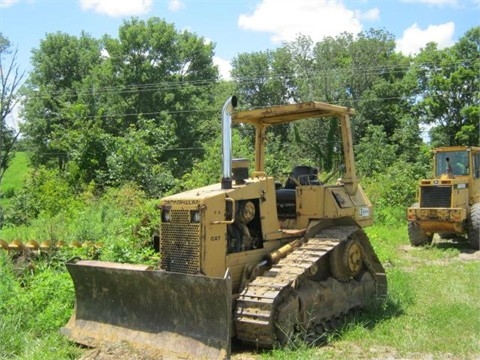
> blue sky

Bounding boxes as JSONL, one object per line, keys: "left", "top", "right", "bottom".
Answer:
{"left": 1, "top": 0, "right": 479, "bottom": 81}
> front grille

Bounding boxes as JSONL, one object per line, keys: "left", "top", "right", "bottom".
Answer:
{"left": 160, "top": 210, "right": 200, "bottom": 274}
{"left": 420, "top": 186, "right": 452, "bottom": 208}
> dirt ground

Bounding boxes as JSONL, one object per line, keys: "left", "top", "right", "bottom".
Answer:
{"left": 79, "top": 343, "right": 260, "bottom": 360}
{"left": 398, "top": 235, "right": 480, "bottom": 264}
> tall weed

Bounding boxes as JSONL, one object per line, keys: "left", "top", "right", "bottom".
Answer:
{"left": 362, "top": 161, "right": 420, "bottom": 225}
{"left": 0, "top": 250, "right": 82, "bottom": 359}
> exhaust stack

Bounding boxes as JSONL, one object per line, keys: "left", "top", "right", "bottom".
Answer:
{"left": 221, "top": 96, "right": 237, "bottom": 189}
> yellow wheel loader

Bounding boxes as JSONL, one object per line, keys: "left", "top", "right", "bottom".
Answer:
{"left": 62, "top": 97, "right": 387, "bottom": 359}
{"left": 407, "top": 146, "right": 480, "bottom": 249}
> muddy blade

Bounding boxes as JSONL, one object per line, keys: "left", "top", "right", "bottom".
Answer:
{"left": 62, "top": 260, "right": 232, "bottom": 360}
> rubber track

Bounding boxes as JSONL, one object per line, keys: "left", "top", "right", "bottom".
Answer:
{"left": 234, "top": 226, "right": 386, "bottom": 347}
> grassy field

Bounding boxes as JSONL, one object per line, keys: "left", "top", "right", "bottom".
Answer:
{"left": 227, "top": 225, "right": 480, "bottom": 360}
{"left": 0, "top": 151, "right": 30, "bottom": 206}
{"left": 1, "top": 225, "right": 479, "bottom": 360}
{"left": 1, "top": 154, "right": 479, "bottom": 360}
{"left": 311, "top": 227, "right": 480, "bottom": 360}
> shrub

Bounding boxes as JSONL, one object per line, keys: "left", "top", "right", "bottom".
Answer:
{"left": 2, "top": 187, "right": 16, "bottom": 198}
{"left": 362, "top": 161, "right": 424, "bottom": 224}
{"left": 3, "top": 166, "right": 82, "bottom": 226}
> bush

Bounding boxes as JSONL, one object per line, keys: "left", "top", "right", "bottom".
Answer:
{"left": 2, "top": 187, "right": 16, "bottom": 198}
{"left": 0, "top": 251, "right": 81, "bottom": 359}
{"left": 3, "top": 166, "right": 81, "bottom": 226}
{"left": 362, "top": 161, "right": 422, "bottom": 224}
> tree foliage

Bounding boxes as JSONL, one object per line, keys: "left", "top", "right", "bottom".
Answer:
{"left": 20, "top": 18, "right": 219, "bottom": 196}
{"left": 20, "top": 31, "right": 102, "bottom": 171}
{"left": 411, "top": 26, "right": 480, "bottom": 146}
{"left": 3, "top": 21, "right": 478, "bottom": 226}
{"left": 231, "top": 29, "right": 421, "bottom": 174}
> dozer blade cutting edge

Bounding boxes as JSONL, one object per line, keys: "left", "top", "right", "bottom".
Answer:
{"left": 62, "top": 259, "right": 232, "bottom": 360}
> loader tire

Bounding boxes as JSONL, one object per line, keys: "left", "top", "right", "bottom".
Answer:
{"left": 438, "top": 232, "right": 456, "bottom": 239}
{"left": 408, "top": 221, "right": 433, "bottom": 247}
{"left": 468, "top": 203, "right": 480, "bottom": 250}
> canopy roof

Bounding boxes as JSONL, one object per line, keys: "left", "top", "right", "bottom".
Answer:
{"left": 233, "top": 101, "right": 355, "bottom": 126}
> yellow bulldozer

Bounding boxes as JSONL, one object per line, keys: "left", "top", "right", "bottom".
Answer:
{"left": 407, "top": 146, "right": 480, "bottom": 249}
{"left": 62, "top": 97, "right": 387, "bottom": 359}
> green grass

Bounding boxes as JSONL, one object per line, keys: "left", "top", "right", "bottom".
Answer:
{"left": 258, "top": 224, "right": 480, "bottom": 360}
{"left": 321, "top": 262, "right": 480, "bottom": 359}
{"left": 293, "top": 225, "right": 480, "bottom": 360}
{"left": 1, "top": 217, "right": 479, "bottom": 359}
{"left": 0, "top": 151, "right": 30, "bottom": 206}
{"left": 0, "top": 251, "right": 82, "bottom": 360}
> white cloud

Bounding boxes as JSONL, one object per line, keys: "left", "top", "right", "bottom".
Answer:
{"left": 213, "top": 56, "right": 232, "bottom": 80}
{"left": 396, "top": 22, "right": 455, "bottom": 55}
{"left": 79, "top": 0, "right": 153, "bottom": 17}
{"left": 238, "top": 0, "right": 377, "bottom": 43}
{"left": 357, "top": 7, "right": 380, "bottom": 21}
{"left": 400, "top": 0, "right": 458, "bottom": 6}
{"left": 204, "top": 38, "right": 232, "bottom": 79}
{"left": 0, "top": 0, "right": 20, "bottom": 8}
{"left": 168, "top": 0, "right": 185, "bottom": 12}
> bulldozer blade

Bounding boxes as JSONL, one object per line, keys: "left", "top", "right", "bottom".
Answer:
{"left": 62, "top": 259, "right": 232, "bottom": 360}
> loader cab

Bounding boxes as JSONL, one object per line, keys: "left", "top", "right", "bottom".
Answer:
{"left": 435, "top": 149, "right": 470, "bottom": 177}
{"left": 432, "top": 146, "right": 480, "bottom": 204}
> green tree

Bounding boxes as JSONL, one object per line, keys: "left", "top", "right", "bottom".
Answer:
{"left": 106, "top": 118, "right": 177, "bottom": 196}
{"left": 20, "top": 18, "right": 220, "bottom": 195}
{"left": 411, "top": 27, "right": 480, "bottom": 146}
{"left": 286, "top": 30, "right": 412, "bottom": 171}
{"left": 310, "top": 34, "right": 350, "bottom": 102}
{"left": 99, "top": 17, "right": 219, "bottom": 179}
{"left": 355, "top": 125, "right": 398, "bottom": 177}
{"left": 341, "top": 29, "right": 412, "bottom": 141}
{"left": 231, "top": 47, "right": 296, "bottom": 147}
{"left": 20, "top": 32, "right": 102, "bottom": 171}
{"left": 232, "top": 48, "right": 296, "bottom": 108}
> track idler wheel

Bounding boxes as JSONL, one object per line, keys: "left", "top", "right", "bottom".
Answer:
{"left": 330, "top": 238, "right": 364, "bottom": 281}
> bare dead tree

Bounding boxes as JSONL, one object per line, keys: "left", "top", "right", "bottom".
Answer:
{"left": 0, "top": 33, "right": 25, "bottom": 186}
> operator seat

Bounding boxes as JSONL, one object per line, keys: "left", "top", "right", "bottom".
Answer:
{"left": 285, "top": 165, "right": 320, "bottom": 188}
{"left": 276, "top": 166, "right": 320, "bottom": 218}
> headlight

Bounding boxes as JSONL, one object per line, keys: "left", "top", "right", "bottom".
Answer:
{"left": 161, "top": 205, "right": 172, "bottom": 222}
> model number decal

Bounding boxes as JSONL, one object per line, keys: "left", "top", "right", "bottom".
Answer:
{"left": 359, "top": 207, "right": 370, "bottom": 217}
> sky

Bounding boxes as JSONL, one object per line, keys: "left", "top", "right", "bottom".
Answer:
{"left": 1, "top": 0, "right": 479, "bottom": 82}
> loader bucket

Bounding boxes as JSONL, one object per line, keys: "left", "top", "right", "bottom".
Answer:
{"left": 62, "top": 259, "right": 232, "bottom": 360}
